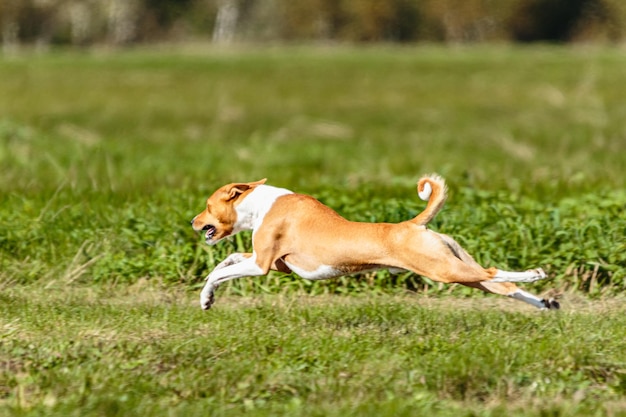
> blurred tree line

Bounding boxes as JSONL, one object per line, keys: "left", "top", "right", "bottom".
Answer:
{"left": 1, "top": 0, "right": 624, "bottom": 50}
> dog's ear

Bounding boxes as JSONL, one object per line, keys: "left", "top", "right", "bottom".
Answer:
{"left": 225, "top": 179, "right": 267, "bottom": 201}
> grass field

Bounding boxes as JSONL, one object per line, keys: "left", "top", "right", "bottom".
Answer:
{"left": 3, "top": 286, "right": 626, "bottom": 417}
{"left": 1, "top": 45, "right": 626, "bottom": 415}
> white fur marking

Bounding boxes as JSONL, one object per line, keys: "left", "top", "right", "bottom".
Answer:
{"left": 490, "top": 268, "right": 547, "bottom": 283}
{"left": 418, "top": 181, "right": 432, "bottom": 201}
{"left": 234, "top": 185, "right": 293, "bottom": 232}
{"left": 213, "top": 253, "right": 249, "bottom": 271}
{"left": 207, "top": 254, "right": 264, "bottom": 285}
{"left": 284, "top": 262, "right": 342, "bottom": 281}
{"left": 201, "top": 253, "right": 265, "bottom": 309}
{"left": 510, "top": 289, "right": 547, "bottom": 309}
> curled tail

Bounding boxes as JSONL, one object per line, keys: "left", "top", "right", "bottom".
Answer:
{"left": 411, "top": 174, "right": 447, "bottom": 226}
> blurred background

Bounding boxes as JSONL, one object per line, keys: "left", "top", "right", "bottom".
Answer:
{"left": 1, "top": 1, "right": 625, "bottom": 292}
{"left": 1, "top": 0, "right": 625, "bottom": 50}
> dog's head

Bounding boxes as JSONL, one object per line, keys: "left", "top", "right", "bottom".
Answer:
{"left": 191, "top": 179, "right": 267, "bottom": 245}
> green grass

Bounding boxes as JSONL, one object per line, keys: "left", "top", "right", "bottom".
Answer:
{"left": 1, "top": 45, "right": 626, "bottom": 415}
{"left": 2, "top": 286, "right": 626, "bottom": 417}
{"left": 2, "top": 45, "right": 626, "bottom": 193}
{"left": 1, "top": 45, "right": 624, "bottom": 293}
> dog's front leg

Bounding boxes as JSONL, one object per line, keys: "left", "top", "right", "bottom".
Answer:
{"left": 213, "top": 253, "right": 252, "bottom": 271}
{"left": 201, "top": 254, "right": 266, "bottom": 310}
{"left": 200, "top": 253, "right": 251, "bottom": 310}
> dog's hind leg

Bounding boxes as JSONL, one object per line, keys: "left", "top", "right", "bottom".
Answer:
{"left": 509, "top": 287, "right": 560, "bottom": 309}
{"left": 436, "top": 233, "right": 548, "bottom": 284}
{"left": 462, "top": 281, "right": 559, "bottom": 310}
{"left": 436, "top": 233, "right": 558, "bottom": 309}
{"left": 490, "top": 268, "right": 547, "bottom": 283}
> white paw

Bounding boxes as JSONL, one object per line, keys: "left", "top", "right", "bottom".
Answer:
{"left": 200, "top": 286, "right": 215, "bottom": 310}
{"left": 527, "top": 268, "right": 547, "bottom": 280}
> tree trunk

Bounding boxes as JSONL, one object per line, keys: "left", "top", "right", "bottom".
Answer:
{"left": 68, "top": 1, "right": 92, "bottom": 45}
{"left": 213, "top": 0, "right": 239, "bottom": 44}
{"left": 1, "top": 0, "right": 19, "bottom": 55}
{"left": 106, "top": 0, "right": 137, "bottom": 45}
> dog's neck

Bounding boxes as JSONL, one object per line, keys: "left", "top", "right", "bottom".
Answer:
{"left": 233, "top": 185, "right": 293, "bottom": 233}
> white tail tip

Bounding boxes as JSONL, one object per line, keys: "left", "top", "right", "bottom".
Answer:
{"left": 418, "top": 181, "right": 432, "bottom": 201}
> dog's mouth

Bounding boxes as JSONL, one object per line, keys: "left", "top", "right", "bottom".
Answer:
{"left": 203, "top": 225, "right": 217, "bottom": 242}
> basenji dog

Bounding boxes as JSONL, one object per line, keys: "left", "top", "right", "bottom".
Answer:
{"left": 191, "top": 175, "right": 559, "bottom": 310}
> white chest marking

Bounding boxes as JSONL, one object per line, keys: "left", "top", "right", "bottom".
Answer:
{"left": 233, "top": 185, "right": 293, "bottom": 233}
{"left": 284, "top": 262, "right": 342, "bottom": 281}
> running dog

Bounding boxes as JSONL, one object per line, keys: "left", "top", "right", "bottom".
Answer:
{"left": 191, "top": 175, "right": 559, "bottom": 310}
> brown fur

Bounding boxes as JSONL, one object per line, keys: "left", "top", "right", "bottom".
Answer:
{"left": 191, "top": 175, "right": 554, "bottom": 309}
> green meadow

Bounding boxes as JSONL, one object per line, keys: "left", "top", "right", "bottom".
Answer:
{"left": 1, "top": 45, "right": 626, "bottom": 416}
